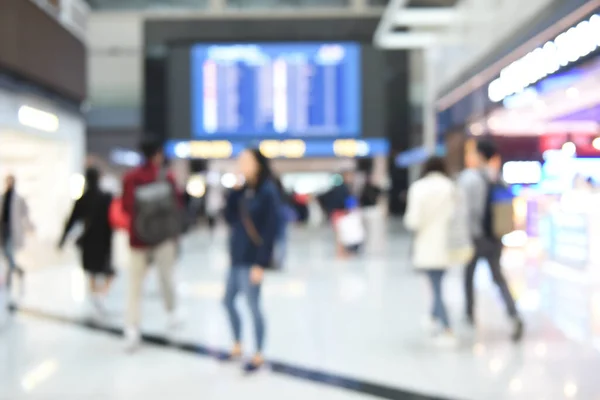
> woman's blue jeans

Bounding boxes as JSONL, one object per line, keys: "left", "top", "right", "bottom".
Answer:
{"left": 425, "top": 270, "right": 450, "bottom": 329}
{"left": 223, "top": 267, "right": 265, "bottom": 353}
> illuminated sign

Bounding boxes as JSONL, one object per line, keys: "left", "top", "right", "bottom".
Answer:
{"left": 165, "top": 139, "right": 388, "bottom": 159}
{"left": 488, "top": 14, "right": 600, "bottom": 102}
{"left": 333, "top": 139, "right": 369, "bottom": 157}
{"left": 174, "top": 141, "right": 233, "bottom": 159}
{"left": 259, "top": 140, "right": 306, "bottom": 158}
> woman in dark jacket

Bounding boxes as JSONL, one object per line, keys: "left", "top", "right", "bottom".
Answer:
{"left": 59, "top": 167, "right": 115, "bottom": 310}
{"left": 223, "top": 148, "right": 281, "bottom": 373}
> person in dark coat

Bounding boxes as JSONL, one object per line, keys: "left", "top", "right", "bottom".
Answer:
{"left": 223, "top": 148, "right": 281, "bottom": 373}
{"left": 59, "top": 167, "right": 115, "bottom": 310}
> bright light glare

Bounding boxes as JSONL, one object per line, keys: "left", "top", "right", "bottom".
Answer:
{"left": 564, "top": 381, "right": 578, "bottom": 398}
{"left": 221, "top": 173, "right": 238, "bottom": 189}
{"left": 566, "top": 87, "right": 579, "bottom": 99}
{"left": 18, "top": 106, "right": 59, "bottom": 132}
{"left": 592, "top": 137, "right": 600, "bottom": 150}
{"left": 70, "top": 174, "right": 85, "bottom": 200}
{"left": 489, "top": 358, "right": 503, "bottom": 374}
{"left": 488, "top": 13, "right": 600, "bottom": 102}
{"left": 502, "top": 161, "right": 542, "bottom": 184}
{"left": 509, "top": 378, "right": 523, "bottom": 393}
{"left": 502, "top": 230, "right": 528, "bottom": 248}
{"left": 186, "top": 175, "right": 206, "bottom": 198}
{"left": 174, "top": 142, "right": 191, "bottom": 158}
{"left": 535, "top": 343, "right": 547, "bottom": 357}
{"left": 562, "top": 142, "right": 576, "bottom": 157}
{"left": 21, "top": 359, "right": 58, "bottom": 392}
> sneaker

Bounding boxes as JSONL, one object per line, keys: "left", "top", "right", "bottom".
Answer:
{"left": 124, "top": 327, "right": 141, "bottom": 353}
{"left": 434, "top": 332, "right": 458, "bottom": 348}
{"left": 511, "top": 318, "right": 524, "bottom": 342}
{"left": 243, "top": 357, "right": 265, "bottom": 374}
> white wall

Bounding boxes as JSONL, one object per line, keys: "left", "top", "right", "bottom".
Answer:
{"left": 88, "top": 12, "right": 143, "bottom": 109}
{"left": 0, "top": 88, "right": 86, "bottom": 242}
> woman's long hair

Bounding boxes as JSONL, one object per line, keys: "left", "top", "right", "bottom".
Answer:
{"left": 248, "top": 148, "right": 274, "bottom": 189}
{"left": 85, "top": 167, "right": 101, "bottom": 193}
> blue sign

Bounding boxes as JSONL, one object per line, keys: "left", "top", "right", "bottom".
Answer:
{"left": 165, "top": 138, "right": 388, "bottom": 160}
{"left": 191, "top": 42, "right": 361, "bottom": 139}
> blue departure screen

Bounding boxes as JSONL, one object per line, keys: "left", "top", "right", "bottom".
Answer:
{"left": 191, "top": 43, "right": 361, "bottom": 138}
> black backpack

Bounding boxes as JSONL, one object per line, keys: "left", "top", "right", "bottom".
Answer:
{"left": 133, "top": 170, "right": 181, "bottom": 247}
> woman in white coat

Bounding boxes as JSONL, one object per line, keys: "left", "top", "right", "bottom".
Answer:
{"left": 404, "top": 157, "right": 457, "bottom": 344}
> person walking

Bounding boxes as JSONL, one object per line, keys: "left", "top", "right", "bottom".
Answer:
{"left": 58, "top": 167, "right": 115, "bottom": 314}
{"left": 404, "top": 157, "right": 457, "bottom": 346}
{"left": 223, "top": 148, "right": 281, "bottom": 373}
{"left": 121, "top": 138, "right": 182, "bottom": 351}
{"left": 1, "top": 175, "right": 32, "bottom": 297}
{"left": 459, "top": 139, "right": 524, "bottom": 341}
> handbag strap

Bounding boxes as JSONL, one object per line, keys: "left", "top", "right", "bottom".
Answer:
{"left": 238, "top": 198, "right": 263, "bottom": 246}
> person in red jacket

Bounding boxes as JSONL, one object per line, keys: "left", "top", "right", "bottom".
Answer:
{"left": 121, "top": 138, "right": 182, "bottom": 351}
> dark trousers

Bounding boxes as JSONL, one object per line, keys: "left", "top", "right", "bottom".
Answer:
{"left": 426, "top": 270, "right": 450, "bottom": 329}
{"left": 465, "top": 238, "right": 518, "bottom": 319}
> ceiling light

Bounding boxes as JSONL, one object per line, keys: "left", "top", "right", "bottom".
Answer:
{"left": 592, "top": 137, "right": 600, "bottom": 150}
{"left": 18, "top": 106, "right": 59, "bottom": 132}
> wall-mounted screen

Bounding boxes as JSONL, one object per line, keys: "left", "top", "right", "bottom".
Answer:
{"left": 191, "top": 42, "right": 361, "bottom": 138}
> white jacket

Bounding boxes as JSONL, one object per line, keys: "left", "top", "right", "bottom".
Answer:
{"left": 404, "top": 172, "right": 455, "bottom": 269}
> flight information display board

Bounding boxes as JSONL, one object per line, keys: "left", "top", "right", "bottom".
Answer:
{"left": 191, "top": 42, "right": 361, "bottom": 138}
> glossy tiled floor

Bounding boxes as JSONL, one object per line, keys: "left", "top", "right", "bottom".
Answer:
{"left": 1, "top": 217, "right": 600, "bottom": 399}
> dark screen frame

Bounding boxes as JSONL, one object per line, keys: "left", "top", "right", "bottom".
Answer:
{"left": 168, "top": 42, "right": 385, "bottom": 140}
{"left": 145, "top": 17, "right": 410, "bottom": 149}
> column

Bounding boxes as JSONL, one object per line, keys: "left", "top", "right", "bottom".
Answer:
{"left": 422, "top": 47, "right": 437, "bottom": 153}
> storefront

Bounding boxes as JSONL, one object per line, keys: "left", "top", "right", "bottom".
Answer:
{"left": 437, "top": 2, "right": 600, "bottom": 347}
{"left": 0, "top": 85, "right": 85, "bottom": 244}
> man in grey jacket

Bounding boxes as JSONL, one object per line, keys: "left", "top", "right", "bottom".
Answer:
{"left": 458, "top": 139, "right": 524, "bottom": 342}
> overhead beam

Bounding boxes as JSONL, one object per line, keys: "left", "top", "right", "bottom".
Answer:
{"left": 393, "top": 8, "right": 461, "bottom": 27}
{"left": 374, "top": 0, "right": 409, "bottom": 47}
{"left": 376, "top": 32, "right": 439, "bottom": 49}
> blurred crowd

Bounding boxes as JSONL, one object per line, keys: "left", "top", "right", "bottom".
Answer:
{"left": 1, "top": 136, "right": 526, "bottom": 372}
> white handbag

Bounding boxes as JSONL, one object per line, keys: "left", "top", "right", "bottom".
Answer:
{"left": 336, "top": 211, "right": 365, "bottom": 247}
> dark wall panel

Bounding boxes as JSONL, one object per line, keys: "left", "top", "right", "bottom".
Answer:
{"left": 145, "top": 17, "right": 409, "bottom": 145}
{"left": 0, "top": 0, "right": 86, "bottom": 102}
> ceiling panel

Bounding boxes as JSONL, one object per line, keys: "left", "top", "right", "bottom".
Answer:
{"left": 368, "top": 0, "right": 459, "bottom": 6}
{"left": 87, "top": 0, "right": 459, "bottom": 9}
